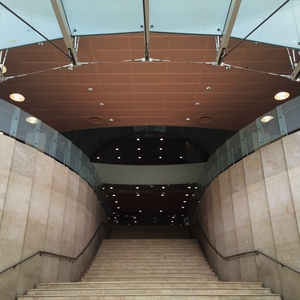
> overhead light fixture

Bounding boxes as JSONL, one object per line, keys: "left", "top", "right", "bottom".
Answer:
{"left": 138, "top": 156, "right": 141, "bottom": 159}
{"left": 186, "top": 117, "right": 191, "bottom": 121}
{"left": 10, "top": 93, "right": 25, "bottom": 102}
{"left": 160, "top": 138, "right": 163, "bottom": 141}
{"left": 206, "top": 86, "right": 212, "bottom": 90}
{"left": 116, "top": 148, "right": 119, "bottom": 151}
{"left": 159, "top": 148, "right": 163, "bottom": 151}
{"left": 261, "top": 116, "right": 274, "bottom": 123}
{"left": 136, "top": 186, "right": 139, "bottom": 189}
{"left": 274, "top": 91, "right": 290, "bottom": 101}
{"left": 109, "top": 118, "right": 114, "bottom": 122}
{"left": 117, "top": 156, "right": 121, "bottom": 159}
{"left": 97, "top": 156, "right": 100, "bottom": 159}
{"left": 137, "top": 148, "right": 141, "bottom": 150}
{"left": 180, "top": 156, "right": 183, "bottom": 159}
{"left": 195, "top": 102, "right": 200, "bottom": 106}
{"left": 99, "top": 103, "right": 104, "bottom": 106}
{"left": 137, "top": 138, "right": 140, "bottom": 141}
{"left": 88, "top": 87, "right": 93, "bottom": 91}
{"left": 159, "top": 156, "right": 162, "bottom": 159}
{"left": 26, "top": 116, "right": 39, "bottom": 124}
{"left": 160, "top": 209, "right": 163, "bottom": 213}
{"left": 0, "top": 64, "right": 7, "bottom": 73}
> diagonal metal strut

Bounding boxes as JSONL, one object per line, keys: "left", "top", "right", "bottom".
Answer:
{"left": 215, "top": 0, "right": 241, "bottom": 65}
{"left": 142, "top": 0, "right": 150, "bottom": 61}
{"left": 50, "top": 0, "right": 79, "bottom": 67}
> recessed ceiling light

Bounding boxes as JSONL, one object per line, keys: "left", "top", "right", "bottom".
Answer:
{"left": 136, "top": 138, "right": 140, "bottom": 141}
{"left": 112, "top": 194, "right": 116, "bottom": 197}
{"left": 160, "top": 138, "right": 163, "bottom": 141}
{"left": 10, "top": 93, "right": 25, "bottom": 102}
{"left": 118, "top": 156, "right": 121, "bottom": 159}
{"left": 180, "top": 156, "right": 183, "bottom": 159}
{"left": 88, "top": 117, "right": 101, "bottom": 124}
{"left": 88, "top": 87, "right": 93, "bottom": 91}
{"left": 137, "top": 193, "right": 140, "bottom": 196}
{"left": 159, "top": 156, "right": 162, "bottom": 159}
{"left": 38, "top": 42, "right": 44, "bottom": 46}
{"left": 274, "top": 91, "right": 290, "bottom": 101}
{"left": 97, "top": 156, "right": 100, "bottom": 159}
{"left": 110, "top": 186, "right": 113, "bottom": 189}
{"left": 185, "top": 194, "right": 189, "bottom": 196}
{"left": 195, "top": 102, "right": 200, "bottom": 106}
{"left": 137, "top": 148, "right": 141, "bottom": 150}
{"left": 139, "top": 209, "right": 142, "bottom": 213}
{"left": 109, "top": 118, "right": 114, "bottom": 122}
{"left": 182, "top": 206, "right": 185, "bottom": 209}
{"left": 160, "top": 209, "right": 163, "bottom": 213}
{"left": 117, "top": 207, "right": 120, "bottom": 209}
{"left": 206, "top": 86, "right": 212, "bottom": 90}
{"left": 136, "top": 186, "right": 139, "bottom": 189}
{"left": 0, "top": 64, "right": 7, "bottom": 73}
{"left": 188, "top": 186, "right": 191, "bottom": 189}
{"left": 199, "top": 116, "right": 211, "bottom": 123}
{"left": 26, "top": 116, "right": 39, "bottom": 124}
{"left": 116, "top": 148, "right": 119, "bottom": 151}
{"left": 99, "top": 103, "right": 104, "bottom": 106}
{"left": 162, "top": 186, "right": 165, "bottom": 189}
{"left": 161, "top": 193, "right": 165, "bottom": 196}
{"left": 261, "top": 116, "right": 274, "bottom": 123}
{"left": 115, "top": 200, "right": 118, "bottom": 203}
{"left": 138, "top": 156, "right": 141, "bottom": 159}
{"left": 183, "top": 200, "right": 187, "bottom": 203}
{"left": 159, "top": 148, "right": 163, "bottom": 151}
{"left": 186, "top": 117, "right": 191, "bottom": 121}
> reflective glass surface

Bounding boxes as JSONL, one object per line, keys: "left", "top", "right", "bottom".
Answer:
{"left": 0, "top": 0, "right": 62, "bottom": 50}
{"left": 233, "top": 0, "right": 300, "bottom": 49}
{"left": 62, "top": 0, "right": 144, "bottom": 36}
{"left": 149, "top": 0, "right": 231, "bottom": 35}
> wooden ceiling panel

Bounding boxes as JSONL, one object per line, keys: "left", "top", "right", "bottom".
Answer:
{"left": 0, "top": 33, "right": 299, "bottom": 133}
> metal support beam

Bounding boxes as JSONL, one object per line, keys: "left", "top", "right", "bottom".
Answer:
{"left": 215, "top": 0, "right": 241, "bottom": 65}
{"left": 142, "top": 0, "right": 150, "bottom": 61}
{"left": 50, "top": 0, "right": 79, "bottom": 66}
{"left": 290, "top": 60, "right": 300, "bottom": 81}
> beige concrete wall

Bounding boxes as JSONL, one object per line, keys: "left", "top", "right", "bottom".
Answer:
{"left": 193, "top": 131, "right": 300, "bottom": 300}
{"left": 0, "top": 135, "right": 109, "bottom": 300}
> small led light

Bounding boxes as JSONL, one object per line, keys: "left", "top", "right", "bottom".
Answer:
{"left": 109, "top": 118, "right": 114, "bottom": 122}
{"left": 206, "top": 86, "right": 212, "bottom": 90}
{"left": 97, "top": 156, "right": 100, "bottom": 159}
{"left": 137, "top": 138, "right": 140, "bottom": 141}
{"left": 159, "top": 148, "right": 163, "bottom": 151}
{"left": 26, "top": 117, "right": 39, "bottom": 124}
{"left": 138, "top": 156, "right": 141, "bottom": 159}
{"left": 99, "top": 103, "right": 104, "bottom": 106}
{"left": 186, "top": 117, "right": 191, "bottom": 121}
{"left": 185, "top": 194, "right": 189, "bottom": 196}
{"left": 162, "top": 186, "right": 165, "bottom": 189}
{"left": 110, "top": 187, "right": 113, "bottom": 190}
{"left": 136, "top": 187, "right": 139, "bottom": 189}
{"left": 116, "top": 148, "right": 119, "bottom": 151}
{"left": 137, "top": 148, "right": 141, "bottom": 150}
{"left": 118, "top": 156, "right": 121, "bottom": 159}
{"left": 160, "top": 210, "right": 163, "bottom": 213}
{"left": 261, "top": 116, "right": 274, "bottom": 123}
{"left": 88, "top": 87, "right": 93, "bottom": 91}
{"left": 195, "top": 102, "right": 200, "bottom": 106}
{"left": 137, "top": 193, "right": 140, "bottom": 196}
{"left": 115, "top": 200, "right": 118, "bottom": 203}
{"left": 159, "top": 156, "right": 162, "bottom": 159}
{"left": 161, "top": 193, "right": 165, "bottom": 196}
{"left": 160, "top": 138, "right": 163, "bottom": 141}
{"left": 180, "top": 156, "right": 183, "bottom": 159}
{"left": 112, "top": 194, "right": 116, "bottom": 197}
{"left": 117, "top": 207, "right": 120, "bottom": 209}
{"left": 10, "top": 93, "right": 25, "bottom": 102}
{"left": 139, "top": 210, "right": 142, "bottom": 213}
{"left": 274, "top": 91, "right": 290, "bottom": 101}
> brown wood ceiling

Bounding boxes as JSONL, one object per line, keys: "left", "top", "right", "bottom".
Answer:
{"left": 1, "top": 33, "right": 300, "bottom": 133}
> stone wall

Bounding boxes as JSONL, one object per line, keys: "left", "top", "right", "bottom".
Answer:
{"left": 0, "top": 135, "right": 110, "bottom": 300}
{"left": 192, "top": 131, "right": 300, "bottom": 300}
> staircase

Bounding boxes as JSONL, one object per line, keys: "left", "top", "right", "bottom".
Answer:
{"left": 18, "top": 226, "right": 281, "bottom": 299}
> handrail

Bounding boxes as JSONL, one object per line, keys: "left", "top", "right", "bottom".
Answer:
{"left": 190, "top": 220, "right": 300, "bottom": 275}
{"left": 0, "top": 220, "right": 111, "bottom": 275}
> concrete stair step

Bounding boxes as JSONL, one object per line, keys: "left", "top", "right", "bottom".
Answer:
{"left": 35, "top": 281, "right": 265, "bottom": 290}
{"left": 84, "top": 269, "right": 215, "bottom": 275}
{"left": 81, "top": 274, "right": 218, "bottom": 282}
{"left": 87, "top": 262, "right": 211, "bottom": 271}
{"left": 91, "top": 258, "right": 208, "bottom": 263}
{"left": 27, "top": 288, "right": 273, "bottom": 296}
{"left": 17, "top": 294, "right": 282, "bottom": 299}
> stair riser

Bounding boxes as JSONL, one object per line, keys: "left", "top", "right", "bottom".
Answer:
{"left": 35, "top": 283, "right": 264, "bottom": 290}
{"left": 28, "top": 289, "right": 272, "bottom": 296}
{"left": 17, "top": 295, "right": 282, "bottom": 300}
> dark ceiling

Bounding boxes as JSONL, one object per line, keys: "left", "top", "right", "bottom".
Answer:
{"left": 1, "top": 33, "right": 300, "bottom": 224}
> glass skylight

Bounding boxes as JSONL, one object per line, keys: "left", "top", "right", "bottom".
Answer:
{"left": 0, "top": 0, "right": 299, "bottom": 51}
